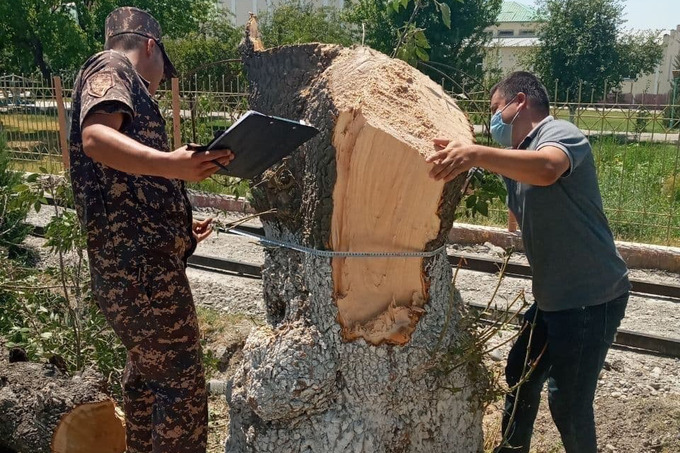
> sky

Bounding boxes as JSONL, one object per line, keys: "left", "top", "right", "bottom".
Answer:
{"left": 519, "top": 0, "right": 680, "bottom": 32}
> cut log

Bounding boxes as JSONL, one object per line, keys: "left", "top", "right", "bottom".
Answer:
{"left": 0, "top": 361, "right": 125, "bottom": 453}
{"left": 225, "top": 38, "right": 483, "bottom": 452}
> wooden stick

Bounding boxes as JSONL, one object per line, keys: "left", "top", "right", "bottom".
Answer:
{"left": 172, "top": 77, "right": 181, "bottom": 148}
{"left": 508, "top": 209, "right": 518, "bottom": 232}
{"left": 53, "top": 76, "right": 69, "bottom": 169}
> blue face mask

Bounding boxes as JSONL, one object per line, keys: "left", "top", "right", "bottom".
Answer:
{"left": 490, "top": 96, "right": 521, "bottom": 147}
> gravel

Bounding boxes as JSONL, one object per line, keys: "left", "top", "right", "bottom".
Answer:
{"left": 189, "top": 210, "right": 680, "bottom": 453}
{"left": 188, "top": 216, "right": 680, "bottom": 341}
{"left": 21, "top": 206, "right": 680, "bottom": 453}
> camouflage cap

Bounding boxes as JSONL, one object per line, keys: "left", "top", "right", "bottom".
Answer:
{"left": 105, "top": 6, "right": 177, "bottom": 79}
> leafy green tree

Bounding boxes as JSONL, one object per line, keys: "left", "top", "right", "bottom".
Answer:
{"left": 344, "top": 0, "right": 502, "bottom": 85}
{"left": 258, "top": 0, "right": 354, "bottom": 47}
{"left": 0, "top": 0, "right": 216, "bottom": 77}
{"left": 163, "top": 7, "right": 243, "bottom": 83}
{"left": 0, "top": 1, "right": 90, "bottom": 77}
{"left": 530, "top": 0, "right": 663, "bottom": 111}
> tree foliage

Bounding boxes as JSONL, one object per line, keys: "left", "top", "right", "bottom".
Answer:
{"left": 529, "top": 0, "right": 663, "bottom": 103}
{"left": 0, "top": 134, "right": 37, "bottom": 257}
{"left": 163, "top": 7, "right": 243, "bottom": 84}
{"left": 0, "top": 168, "right": 128, "bottom": 395}
{"left": 258, "top": 0, "right": 354, "bottom": 47}
{"left": 344, "top": 0, "right": 502, "bottom": 85}
{"left": 0, "top": 0, "right": 216, "bottom": 77}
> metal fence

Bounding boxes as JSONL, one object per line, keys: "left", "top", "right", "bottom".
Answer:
{"left": 0, "top": 74, "right": 69, "bottom": 164}
{"left": 0, "top": 73, "right": 249, "bottom": 161}
{"left": 1, "top": 73, "right": 679, "bottom": 246}
{"left": 458, "top": 86, "right": 680, "bottom": 246}
{"left": 156, "top": 74, "right": 250, "bottom": 147}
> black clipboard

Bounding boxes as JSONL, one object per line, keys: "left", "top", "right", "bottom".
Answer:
{"left": 193, "top": 110, "right": 319, "bottom": 179}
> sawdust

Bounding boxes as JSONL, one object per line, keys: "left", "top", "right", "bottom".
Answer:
{"left": 326, "top": 47, "right": 474, "bottom": 345}
{"left": 328, "top": 47, "right": 472, "bottom": 156}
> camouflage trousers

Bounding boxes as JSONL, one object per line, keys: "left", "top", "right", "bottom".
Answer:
{"left": 92, "top": 254, "right": 207, "bottom": 453}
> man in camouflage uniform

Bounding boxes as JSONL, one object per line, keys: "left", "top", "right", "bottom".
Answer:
{"left": 68, "top": 7, "right": 233, "bottom": 452}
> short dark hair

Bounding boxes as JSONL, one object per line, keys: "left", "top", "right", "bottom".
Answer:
{"left": 491, "top": 71, "right": 550, "bottom": 116}
{"left": 104, "top": 33, "right": 148, "bottom": 51}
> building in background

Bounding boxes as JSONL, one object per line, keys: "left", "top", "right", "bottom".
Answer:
{"left": 221, "top": 0, "right": 344, "bottom": 26}
{"left": 483, "top": 1, "right": 540, "bottom": 76}
{"left": 483, "top": 1, "right": 680, "bottom": 105}
{"left": 624, "top": 26, "right": 680, "bottom": 105}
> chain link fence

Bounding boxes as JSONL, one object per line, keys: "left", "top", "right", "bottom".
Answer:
{"left": 2, "top": 73, "right": 679, "bottom": 246}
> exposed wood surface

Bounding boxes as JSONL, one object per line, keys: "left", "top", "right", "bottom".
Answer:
{"left": 0, "top": 361, "right": 125, "bottom": 453}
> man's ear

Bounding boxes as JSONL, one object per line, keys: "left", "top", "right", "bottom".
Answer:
{"left": 516, "top": 92, "right": 527, "bottom": 110}
{"left": 146, "top": 38, "right": 156, "bottom": 57}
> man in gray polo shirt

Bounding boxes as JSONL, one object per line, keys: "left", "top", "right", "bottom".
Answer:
{"left": 427, "top": 71, "right": 630, "bottom": 453}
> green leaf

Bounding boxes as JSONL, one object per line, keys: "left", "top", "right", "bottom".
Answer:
{"left": 465, "top": 194, "right": 477, "bottom": 208}
{"left": 39, "top": 167, "right": 48, "bottom": 174}
{"left": 438, "top": 2, "right": 452, "bottom": 29}
{"left": 25, "top": 173, "right": 39, "bottom": 183}
{"left": 414, "top": 30, "right": 428, "bottom": 46}
{"left": 34, "top": 200, "right": 42, "bottom": 213}
{"left": 415, "top": 47, "right": 430, "bottom": 61}
{"left": 475, "top": 201, "right": 489, "bottom": 217}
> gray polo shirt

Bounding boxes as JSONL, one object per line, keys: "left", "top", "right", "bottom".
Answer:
{"left": 504, "top": 116, "right": 630, "bottom": 312}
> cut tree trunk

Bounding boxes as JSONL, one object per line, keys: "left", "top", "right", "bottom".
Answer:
{"left": 0, "top": 361, "right": 125, "bottom": 453}
{"left": 225, "top": 38, "right": 483, "bottom": 453}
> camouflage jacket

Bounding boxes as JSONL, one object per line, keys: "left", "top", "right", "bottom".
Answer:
{"left": 69, "top": 50, "right": 196, "bottom": 272}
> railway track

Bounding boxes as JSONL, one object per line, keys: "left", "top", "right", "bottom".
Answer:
{"left": 208, "top": 225, "right": 680, "bottom": 299}
{"left": 27, "top": 222, "right": 680, "bottom": 358}
{"left": 185, "top": 227, "right": 680, "bottom": 359}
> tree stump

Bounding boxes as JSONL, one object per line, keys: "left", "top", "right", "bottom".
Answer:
{"left": 225, "top": 40, "right": 483, "bottom": 453}
{"left": 0, "top": 361, "right": 125, "bottom": 453}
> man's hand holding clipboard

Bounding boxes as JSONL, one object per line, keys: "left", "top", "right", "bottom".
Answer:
{"left": 187, "top": 111, "right": 320, "bottom": 179}
{"left": 184, "top": 143, "right": 234, "bottom": 176}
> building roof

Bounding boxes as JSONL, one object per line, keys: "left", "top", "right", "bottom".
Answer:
{"left": 498, "top": 1, "right": 537, "bottom": 23}
{"left": 488, "top": 37, "right": 541, "bottom": 48}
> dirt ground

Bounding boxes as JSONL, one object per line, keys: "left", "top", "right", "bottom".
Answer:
{"left": 23, "top": 207, "right": 680, "bottom": 452}
{"left": 197, "top": 309, "right": 680, "bottom": 453}
{"left": 183, "top": 214, "right": 680, "bottom": 453}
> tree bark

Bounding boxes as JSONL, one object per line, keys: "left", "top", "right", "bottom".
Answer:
{"left": 30, "top": 37, "right": 50, "bottom": 80}
{"left": 0, "top": 361, "right": 125, "bottom": 453}
{"left": 225, "top": 39, "right": 484, "bottom": 453}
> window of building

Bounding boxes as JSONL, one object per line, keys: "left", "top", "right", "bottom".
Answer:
{"left": 520, "top": 29, "right": 536, "bottom": 36}
{"left": 498, "top": 30, "right": 515, "bottom": 37}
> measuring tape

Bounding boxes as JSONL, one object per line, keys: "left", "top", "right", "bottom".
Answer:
{"left": 229, "top": 228, "right": 447, "bottom": 258}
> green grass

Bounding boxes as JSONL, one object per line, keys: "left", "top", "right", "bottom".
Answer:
{"left": 10, "top": 154, "right": 63, "bottom": 173}
{"left": 0, "top": 112, "right": 61, "bottom": 156}
{"left": 187, "top": 174, "right": 250, "bottom": 199}
{"left": 3, "top": 111, "right": 678, "bottom": 245}
{"left": 462, "top": 105, "right": 679, "bottom": 135}
{"left": 554, "top": 108, "right": 673, "bottom": 135}
{"left": 0, "top": 112, "right": 60, "bottom": 132}
{"left": 594, "top": 138, "right": 680, "bottom": 245}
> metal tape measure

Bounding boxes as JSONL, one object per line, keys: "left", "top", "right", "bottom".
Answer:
{"left": 229, "top": 228, "right": 446, "bottom": 258}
